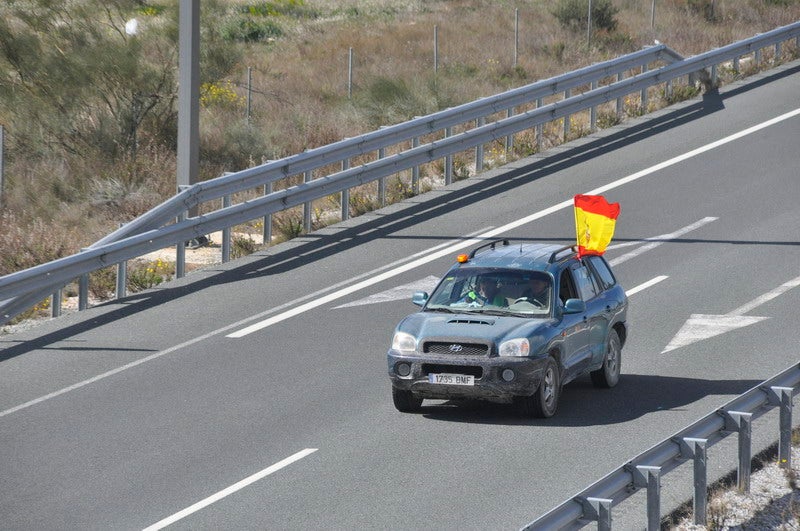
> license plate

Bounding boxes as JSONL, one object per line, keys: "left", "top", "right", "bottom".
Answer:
{"left": 428, "top": 373, "right": 475, "bottom": 386}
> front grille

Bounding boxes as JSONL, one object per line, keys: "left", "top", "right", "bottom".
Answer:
{"left": 422, "top": 364, "right": 484, "bottom": 378}
{"left": 424, "top": 341, "right": 490, "bottom": 356}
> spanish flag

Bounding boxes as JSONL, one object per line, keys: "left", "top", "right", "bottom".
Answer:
{"left": 574, "top": 194, "right": 620, "bottom": 257}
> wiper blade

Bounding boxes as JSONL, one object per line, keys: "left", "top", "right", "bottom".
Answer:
{"left": 425, "top": 307, "right": 456, "bottom": 313}
{"left": 466, "top": 309, "right": 509, "bottom": 316}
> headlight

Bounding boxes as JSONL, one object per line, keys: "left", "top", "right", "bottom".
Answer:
{"left": 499, "top": 338, "right": 530, "bottom": 357}
{"left": 392, "top": 332, "right": 417, "bottom": 353}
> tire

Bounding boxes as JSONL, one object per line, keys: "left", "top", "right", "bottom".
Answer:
{"left": 392, "top": 387, "right": 423, "bottom": 413}
{"left": 591, "top": 329, "right": 621, "bottom": 388}
{"left": 519, "top": 357, "right": 560, "bottom": 418}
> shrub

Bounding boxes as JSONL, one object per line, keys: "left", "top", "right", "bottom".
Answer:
{"left": 552, "top": 0, "right": 619, "bottom": 32}
{"left": 232, "top": 235, "right": 258, "bottom": 259}
{"left": 127, "top": 259, "right": 174, "bottom": 292}
{"left": 220, "top": 15, "right": 283, "bottom": 43}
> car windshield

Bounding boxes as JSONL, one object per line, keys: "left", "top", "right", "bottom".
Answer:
{"left": 425, "top": 268, "right": 552, "bottom": 317}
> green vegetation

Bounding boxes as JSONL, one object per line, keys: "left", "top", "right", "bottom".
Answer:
{"left": 1, "top": 0, "right": 799, "bottom": 283}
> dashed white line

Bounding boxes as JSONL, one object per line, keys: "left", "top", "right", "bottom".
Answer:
{"left": 627, "top": 276, "right": 669, "bottom": 296}
{"left": 143, "top": 448, "right": 318, "bottom": 531}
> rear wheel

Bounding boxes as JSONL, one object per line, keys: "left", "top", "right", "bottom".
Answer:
{"left": 519, "top": 357, "right": 560, "bottom": 418}
{"left": 591, "top": 329, "right": 621, "bottom": 388}
{"left": 392, "top": 387, "right": 423, "bottom": 413}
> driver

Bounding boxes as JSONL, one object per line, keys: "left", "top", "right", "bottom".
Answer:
{"left": 462, "top": 277, "right": 507, "bottom": 307}
{"left": 517, "top": 275, "right": 550, "bottom": 308}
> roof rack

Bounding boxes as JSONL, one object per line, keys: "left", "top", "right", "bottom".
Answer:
{"left": 548, "top": 245, "right": 577, "bottom": 263}
{"left": 468, "top": 239, "right": 510, "bottom": 259}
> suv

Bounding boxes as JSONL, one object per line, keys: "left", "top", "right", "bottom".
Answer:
{"left": 387, "top": 239, "right": 628, "bottom": 418}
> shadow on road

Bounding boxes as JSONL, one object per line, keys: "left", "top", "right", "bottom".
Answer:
{"left": 419, "top": 373, "right": 762, "bottom": 426}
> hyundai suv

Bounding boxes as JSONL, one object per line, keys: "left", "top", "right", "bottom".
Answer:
{"left": 387, "top": 239, "right": 628, "bottom": 418}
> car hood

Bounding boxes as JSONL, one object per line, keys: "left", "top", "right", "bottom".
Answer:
{"left": 397, "top": 311, "right": 557, "bottom": 345}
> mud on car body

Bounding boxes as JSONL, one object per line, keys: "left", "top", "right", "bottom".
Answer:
{"left": 387, "top": 239, "right": 628, "bottom": 418}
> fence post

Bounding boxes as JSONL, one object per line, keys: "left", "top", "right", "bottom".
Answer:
{"left": 513, "top": 9, "right": 519, "bottom": 67}
{"left": 348, "top": 47, "right": 353, "bottom": 99}
{"left": 721, "top": 410, "right": 753, "bottom": 493}
{"left": 246, "top": 66, "right": 252, "bottom": 124}
{"left": 679, "top": 437, "right": 708, "bottom": 525}
{"left": 434, "top": 25, "right": 439, "bottom": 76}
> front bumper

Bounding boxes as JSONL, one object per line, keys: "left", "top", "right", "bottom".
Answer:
{"left": 387, "top": 350, "right": 548, "bottom": 402}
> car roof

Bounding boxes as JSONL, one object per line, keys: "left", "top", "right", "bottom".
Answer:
{"left": 459, "top": 240, "right": 577, "bottom": 271}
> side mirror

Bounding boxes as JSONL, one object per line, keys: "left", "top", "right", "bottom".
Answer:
{"left": 412, "top": 291, "right": 429, "bottom": 307}
{"left": 563, "top": 298, "right": 586, "bottom": 314}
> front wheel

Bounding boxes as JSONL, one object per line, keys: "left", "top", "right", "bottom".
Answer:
{"left": 591, "top": 329, "right": 621, "bottom": 388}
{"left": 392, "top": 387, "right": 423, "bottom": 413}
{"left": 518, "top": 357, "right": 560, "bottom": 418}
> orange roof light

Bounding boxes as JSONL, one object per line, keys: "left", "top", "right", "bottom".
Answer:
{"left": 456, "top": 254, "right": 469, "bottom": 263}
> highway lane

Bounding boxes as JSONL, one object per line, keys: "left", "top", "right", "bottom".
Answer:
{"left": 1, "top": 61, "right": 799, "bottom": 529}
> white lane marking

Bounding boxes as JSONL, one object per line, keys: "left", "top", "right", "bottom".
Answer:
{"left": 626, "top": 276, "right": 668, "bottom": 296}
{"left": 663, "top": 274, "right": 800, "bottom": 353}
{"left": 608, "top": 217, "right": 718, "bottom": 266}
{"left": 142, "top": 448, "right": 318, "bottom": 531}
{"left": 334, "top": 275, "right": 440, "bottom": 308}
{"left": 229, "top": 108, "right": 800, "bottom": 337}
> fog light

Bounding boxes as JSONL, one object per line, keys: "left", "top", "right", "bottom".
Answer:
{"left": 396, "top": 362, "right": 411, "bottom": 377}
{"left": 501, "top": 369, "right": 515, "bottom": 382}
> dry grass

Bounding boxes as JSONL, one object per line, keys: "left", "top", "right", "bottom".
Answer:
{"left": 2, "top": 0, "right": 800, "bottom": 277}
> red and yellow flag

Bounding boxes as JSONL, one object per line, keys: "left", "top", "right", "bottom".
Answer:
{"left": 573, "top": 194, "right": 620, "bottom": 257}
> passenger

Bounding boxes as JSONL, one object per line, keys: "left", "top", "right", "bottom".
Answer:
{"left": 463, "top": 277, "right": 507, "bottom": 307}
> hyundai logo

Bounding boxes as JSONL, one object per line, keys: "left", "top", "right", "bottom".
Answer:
{"left": 449, "top": 344, "right": 463, "bottom": 352}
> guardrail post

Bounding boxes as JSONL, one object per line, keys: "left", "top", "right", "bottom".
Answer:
{"left": 222, "top": 194, "right": 231, "bottom": 263}
{"left": 776, "top": 42, "right": 782, "bottom": 61}
{"left": 577, "top": 497, "right": 612, "bottom": 530}
{"left": 632, "top": 465, "right": 661, "bottom": 531}
{"left": 721, "top": 410, "right": 753, "bottom": 493}
{"left": 535, "top": 97, "right": 543, "bottom": 148}
{"left": 733, "top": 56, "right": 740, "bottom": 73}
{"left": 115, "top": 223, "right": 127, "bottom": 300}
{"left": 506, "top": 107, "right": 515, "bottom": 152}
{"left": 615, "top": 72, "right": 624, "bottom": 116}
{"left": 51, "top": 289, "right": 62, "bottom": 318}
{"left": 377, "top": 148, "right": 386, "bottom": 206}
{"left": 444, "top": 128, "right": 453, "bottom": 185}
{"left": 711, "top": 64, "right": 718, "bottom": 86}
{"left": 755, "top": 48, "right": 763, "bottom": 67}
{"left": 303, "top": 170, "right": 313, "bottom": 231}
{"left": 678, "top": 437, "right": 708, "bottom": 525}
{"left": 563, "top": 88, "right": 571, "bottom": 139}
{"left": 590, "top": 81, "right": 598, "bottom": 131}
{"left": 78, "top": 268, "right": 89, "bottom": 311}
{"left": 263, "top": 180, "right": 273, "bottom": 246}
{"left": 765, "top": 386, "right": 794, "bottom": 469}
{"left": 341, "top": 158, "right": 350, "bottom": 220}
{"left": 475, "top": 118, "right": 485, "bottom": 172}
{"left": 640, "top": 64, "right": 649, "bottom": 112}
{"left": 412, "top": 136, "right": 420, "bottom": 194}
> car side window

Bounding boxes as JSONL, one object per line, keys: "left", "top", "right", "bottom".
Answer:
{"left": 574, "top": 265, "right": 598, "bottom": 300}
{"left": 558, "top": 269, "right": 578, "bottom": 304}
{"left": 586, "top": 256, "right": 616, "bottom": 291}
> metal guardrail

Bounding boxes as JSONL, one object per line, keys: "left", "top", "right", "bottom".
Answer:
{"left": 1, "top": 21, "right": 799, "bottom": 325}
{"left": 523, "top": 362, "right": 800, "bottom": 530}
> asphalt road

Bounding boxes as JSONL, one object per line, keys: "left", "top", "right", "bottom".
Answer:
{"left": 2, "top": 60, "right": 799, "bottom": 530}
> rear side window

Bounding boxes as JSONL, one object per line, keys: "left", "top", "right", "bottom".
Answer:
{"left": 573, "top": 265, "right": 598, "bottom": 300}
{"left": 586, "top": 256, "right": 617, "bottom": 291}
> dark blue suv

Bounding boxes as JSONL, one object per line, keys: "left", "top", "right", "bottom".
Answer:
{"left": 387, "top": 240, "right": 628, "bottom": 418}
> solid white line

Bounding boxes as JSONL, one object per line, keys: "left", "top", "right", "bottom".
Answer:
{"left": 142, "top": 448, "right": 318, "bottom": 531}
{"left": 229, "top": 107, "right": 800, "bottom": 337}
{"left": 626, "top": 276, "right": 669, "bottom": 296}
{"left": 607, "top": 217, "right": 718, "bottom": 266}
{"left": 727, "top": 274, "right": 800, "bottom": 316}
